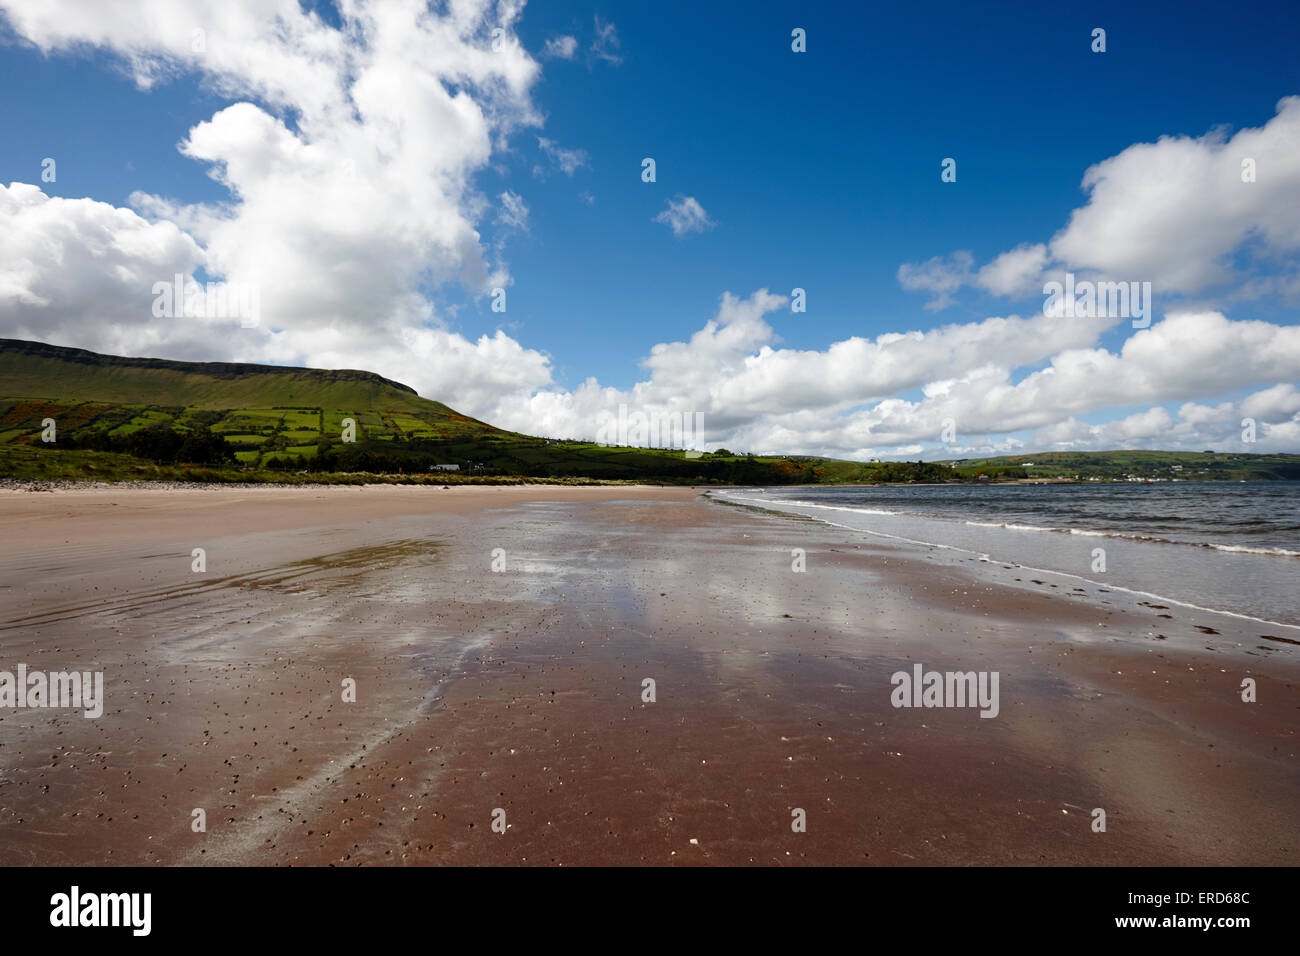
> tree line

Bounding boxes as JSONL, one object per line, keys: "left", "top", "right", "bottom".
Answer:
{"left": 56, "top": 423, "right": 236, "bottom": 465}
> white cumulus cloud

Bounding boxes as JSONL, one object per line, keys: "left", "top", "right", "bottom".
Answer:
{"left": 653, "top": 195, "right": 715, "bottom": 238}
{"left": 543, "top": 35, "right": 577, "bottom": 60}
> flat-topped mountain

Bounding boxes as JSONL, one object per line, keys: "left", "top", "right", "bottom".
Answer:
{"left": 0, "top": 337, "right": 477, "bottom": 420}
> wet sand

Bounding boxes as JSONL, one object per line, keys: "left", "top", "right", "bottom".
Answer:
{"left": 0, "top": 484, "right": 1295, "bottom": 865}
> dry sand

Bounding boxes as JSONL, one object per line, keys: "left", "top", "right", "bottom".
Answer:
{"left": 0, "top": 483, "right": 1294, "bottom": 865}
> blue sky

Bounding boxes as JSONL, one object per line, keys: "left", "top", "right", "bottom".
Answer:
{"left": 0, "top": 0, "right": 1297, "bottom": 457}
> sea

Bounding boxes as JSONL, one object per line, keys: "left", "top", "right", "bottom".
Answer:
{"left": 712, "top": 481, "right": 1300, "bottom": 629}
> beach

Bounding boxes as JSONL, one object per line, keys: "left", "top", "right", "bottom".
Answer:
{"left": 0, "top": 483, "right": 1295, "bottom": 865}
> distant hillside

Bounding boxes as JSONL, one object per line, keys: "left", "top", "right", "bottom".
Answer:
{"left": 941, "top": 449, "right": 1300, "bottom": 481}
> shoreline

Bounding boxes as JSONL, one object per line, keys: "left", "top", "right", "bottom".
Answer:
{"left": 1, "top": 484, "right": 1295, "bottom": 865}
{"left": 3, "top": 474, "right": 1291, "bottom": 496}
{"left": 709, "top": 491, "right": 1300, "bottom": 634}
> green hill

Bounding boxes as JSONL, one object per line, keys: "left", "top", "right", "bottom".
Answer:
{"left": 0, "top": 338, "right": 477, "bottom": 419}
{"left": 0, "top": 338, "right": 848, "bottom": 483}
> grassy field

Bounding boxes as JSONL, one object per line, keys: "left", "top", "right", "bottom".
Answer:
{"left": 0, "top": 443, "right": 652, "bottom": 485}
